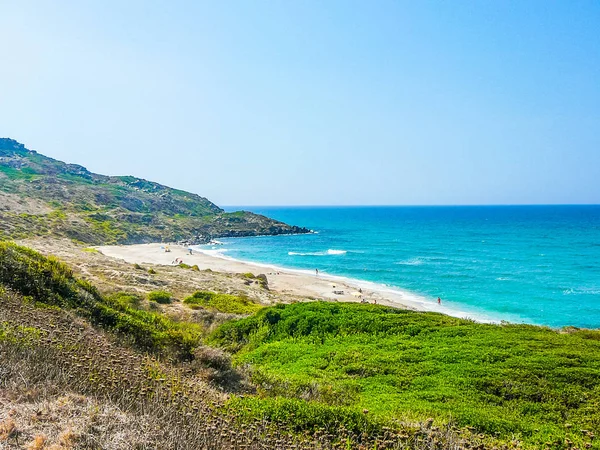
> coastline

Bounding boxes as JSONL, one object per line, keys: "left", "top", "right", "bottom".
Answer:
{"left": 96, "top": 243, "right": 498, "bottom": 323}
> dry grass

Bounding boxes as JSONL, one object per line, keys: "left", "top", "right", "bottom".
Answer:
{"left": 0, "top": 284, "right": 481, "bottom": 449}
{"left": 18, "top": 238, "right": 281, "bottom": 302}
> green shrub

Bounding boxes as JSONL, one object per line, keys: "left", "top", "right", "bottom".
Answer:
{"left": 147, "top": 268, "right": 157, "bottom": 275}
{"left": 183, "top": 291, "right": 263, "bottom": 315}
{"left": 148, "top": 290, "right": 172, "bottom": 304}
{"left": 0, "top": 242, "right": 201, "bottom": 359}
{"left": 255, "top": 274, "right": 269, "bottom": 290}
{"left": 210, "top": 302, "right": 600, "bottom": 447}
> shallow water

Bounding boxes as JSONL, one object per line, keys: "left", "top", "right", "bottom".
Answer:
{"left": 210, "top": 206, "right": 600, "bottom": 328}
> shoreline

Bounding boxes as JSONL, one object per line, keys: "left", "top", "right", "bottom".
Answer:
{"left": 96, "top": 243, "right": 499, "bottom": 323}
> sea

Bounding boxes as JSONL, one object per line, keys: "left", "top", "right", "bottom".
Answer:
{"left": 199, "top": 206, "right": 600, "bottom": 329}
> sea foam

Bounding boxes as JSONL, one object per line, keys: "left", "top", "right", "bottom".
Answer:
{"left": 288, "top": 249, "right": 347, "bottom": 256}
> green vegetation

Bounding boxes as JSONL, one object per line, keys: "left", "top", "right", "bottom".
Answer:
{"left": 4, "top": 239, "right": 599, "bottom": 448}
{"left": 148, "top": 290, "right": 173, "bottom": 304}
{"left": 0, "top": 138, "right": 309, "bottom": 245}
{"left": 0, "top": 242, "right": 201, "bottom": 359}
{"left": 184, "top": 291, "right": 263, "bottom": 315}
{"left": 242, "top": 272, "right": 269, "bottom": 289}
{"left": 211, "top": 302, "right": 600, "bottom": 449}
{"left": 0, "top": 164, "right": 39, "bottom": 181}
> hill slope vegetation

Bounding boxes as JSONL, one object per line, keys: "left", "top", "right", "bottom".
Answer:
{"left": 210, "top": 301, "right": 600, "bottom": 449}
{"left": 0, "top": 138, "right": 309, "bottom": 244}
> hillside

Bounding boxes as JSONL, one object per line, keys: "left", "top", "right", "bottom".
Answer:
{"left": 2, "top": 241, "right": 599, "bottom": 449}
{"left": 0, "top": 241, "right": 463, "bottom": 449}
{"left": 211, "top": 302, "right": 600, "bottom": 448}
{"left": 0, "top": 138, "right": 309, "bottom": 244}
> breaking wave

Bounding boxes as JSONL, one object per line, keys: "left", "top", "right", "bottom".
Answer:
{"left": 288, "top": 249, "right": 348, "bottom": 256}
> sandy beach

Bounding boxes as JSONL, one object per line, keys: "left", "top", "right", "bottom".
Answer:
{"left": 96, "top": 243, "right": 441, "bottom": 313}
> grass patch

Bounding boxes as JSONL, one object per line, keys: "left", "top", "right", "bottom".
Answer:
{"left": 184, "top": 291, "right": 263, "bottom": 315}
{"left": 148, "top": 290, "right": 172, "bottom": 304}
{"left": 210, "top": 301, "right": 600, "bottom": 448}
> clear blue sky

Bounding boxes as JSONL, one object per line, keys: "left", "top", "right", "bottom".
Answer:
{"left": 1, "top": 1, "right": 599, "bottom": 206}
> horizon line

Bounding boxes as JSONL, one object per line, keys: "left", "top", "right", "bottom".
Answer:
{"left": 223, "top": 203, "right": 600, "bottom": 208}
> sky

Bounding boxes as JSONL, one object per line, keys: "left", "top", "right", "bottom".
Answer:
{"left": 1, "top": 1, "right": 599, "bottom": 206}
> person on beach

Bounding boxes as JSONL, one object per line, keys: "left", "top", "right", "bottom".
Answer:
{"left": 437, "top": 297, "right": 441, "bottom": 305}
{"left": 188, "top": 248, "right": 193, "bottom": 255}
{"left": 316, "top": 268, "right": 319, "bottom": 276}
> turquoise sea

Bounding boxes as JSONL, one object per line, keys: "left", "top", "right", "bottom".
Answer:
{"left": 206, "top": 206, "right": 600, "bottom": 329}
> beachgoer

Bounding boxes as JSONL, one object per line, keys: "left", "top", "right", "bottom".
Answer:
{"left": 437, "top": 297, "right": 441, "bottom": 305}
{"left": 188, "top": 248, "right": 193, "bottom": 255}
{"left": 316, "top": 268, "right": 319, "bottom": 276}
{"left": 359, "top": 288, "right": 363, "bottom": 294}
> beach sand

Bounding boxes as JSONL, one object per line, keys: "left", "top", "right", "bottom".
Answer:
{"left": 96, "top": 243, "right": 435, "bottom": 312}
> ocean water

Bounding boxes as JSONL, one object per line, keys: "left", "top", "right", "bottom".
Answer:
{"left": 205, "top": 206, "right": 600, "bottom": 329}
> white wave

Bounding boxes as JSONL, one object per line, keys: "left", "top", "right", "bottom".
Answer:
{"left": 395, "top": 258, "right": 424, "bottom": 266}
{"left": 288, "top": 251, "right": 325, "bottom": 256}
{"left": 195, "top": 248, "right": 230, "bottom": 258}
{"left": 288, "top": 249, "right": 347, "bottom": 256}
{"left": 563, "top": 287, "right": 600, "bottom": 296}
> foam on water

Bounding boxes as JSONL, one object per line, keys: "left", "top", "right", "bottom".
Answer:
{"left": 395, "top": 258, "right": 425, "bottom": 266}
{"left": 288, "top": 249, "right": 348, "bottom": 256}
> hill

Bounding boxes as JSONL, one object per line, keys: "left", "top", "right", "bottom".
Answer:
{"left": 0, "top": 138, "right": 309, "bottom": 244}
{"left": 0, "top": 241, "right": 463, "bottom": 449}
{"left": 2, "top": 241, "right": 599, "bottom": 449}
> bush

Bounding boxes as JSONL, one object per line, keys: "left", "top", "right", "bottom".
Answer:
{"left": 147, "top": 268, "right": 157, "bottom": 275}
{"left": 183, "top": 291, "right": 263, "bottom": 315}
{"left": 209, "top": 301, "right": 600, "bottom": 447}
{"left": 148, "top": 291, "right": 172, "bottom": 304}
{"left": 0, "top": 242, "right": 201, "bottom": 359}
{"left": 194, "top": 346, "right": 232, "bottom": 371}
{"left": 255, "top": 274, "right": 269, "bottom": 290}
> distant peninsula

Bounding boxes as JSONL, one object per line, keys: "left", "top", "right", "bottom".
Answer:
{"left": 0, "top": 138, "right": 310, "bottom": 245}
